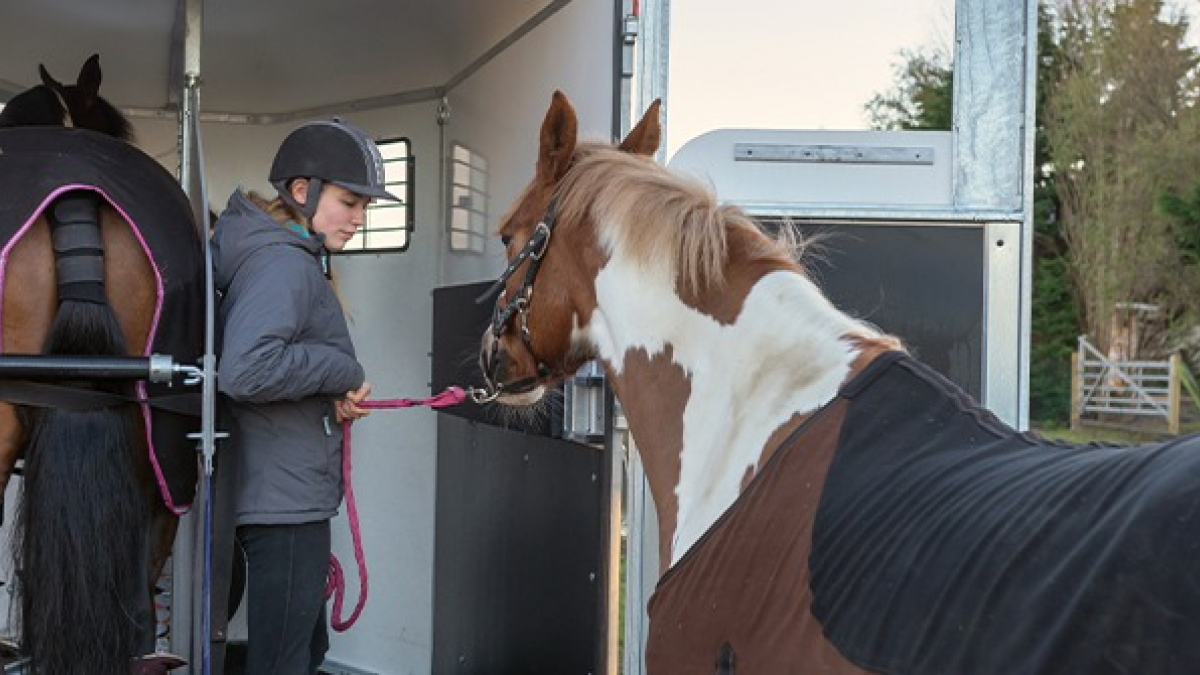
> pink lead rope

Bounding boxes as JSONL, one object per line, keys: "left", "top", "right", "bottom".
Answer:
{"left": 326, "top": 385, "right": 467, "bottom": 632}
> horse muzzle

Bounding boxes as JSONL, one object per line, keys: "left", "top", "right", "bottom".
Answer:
{"left": 473, "top": 328, "right": 547, "bottom": 405}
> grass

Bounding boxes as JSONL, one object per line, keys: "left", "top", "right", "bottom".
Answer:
{"left": 1032, "top": 420, "right": 1200, "bottom": 445}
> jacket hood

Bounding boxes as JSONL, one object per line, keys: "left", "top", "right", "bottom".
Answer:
{"left": 212, "top": 189, "right": 321, "bottom": 291}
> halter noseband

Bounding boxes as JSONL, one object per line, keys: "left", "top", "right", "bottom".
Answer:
{"left": 471, "top": 197, "right": 561, "bottom": 403}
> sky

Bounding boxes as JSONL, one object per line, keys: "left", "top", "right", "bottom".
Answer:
{"left": 665, "top": 0, "right": 955, "bottom": 158}
{"left": 664, "top": 0, "right": 1200, "bottom": 159}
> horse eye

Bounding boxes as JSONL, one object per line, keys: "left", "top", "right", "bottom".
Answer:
{"left": 501, "top": 235, "right": 512, "bottom": 247}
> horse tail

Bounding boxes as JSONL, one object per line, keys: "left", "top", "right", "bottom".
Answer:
{"left": 14, "top": 192, "right": 151, "bottom": 675}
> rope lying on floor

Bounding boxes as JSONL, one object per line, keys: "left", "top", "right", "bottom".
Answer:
{"left": 326, "top": 385, "right": 466, "bottom": 632}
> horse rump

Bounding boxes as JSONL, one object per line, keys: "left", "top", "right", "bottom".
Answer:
{"left": 12, "top": 194, "right": 155, "bottom": 675}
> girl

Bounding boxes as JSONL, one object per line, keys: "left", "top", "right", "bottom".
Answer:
{"left": 212, "top": 119, "right": 398, "bottom": 673}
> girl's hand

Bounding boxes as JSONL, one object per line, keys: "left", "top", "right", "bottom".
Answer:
{"left": 336, "top": 382, "right": 372, "bottom": 423}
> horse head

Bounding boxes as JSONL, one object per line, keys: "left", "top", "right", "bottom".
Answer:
{"left": 477, "top": 91, "right": 662, "bottom": 406}
{"left": 0, "top": 54, "right": 133, "bottom": 141}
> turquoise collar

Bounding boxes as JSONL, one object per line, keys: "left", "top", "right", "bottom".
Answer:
{"left": 285, "top": 221, "right": 310, "bottom": 239}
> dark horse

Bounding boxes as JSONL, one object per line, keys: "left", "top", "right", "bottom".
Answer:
{"left": 479, "top": 92, "right": 1200, "bottom": 674}
{"left": 0, "top": 56, "right": 202, "bottom": 674}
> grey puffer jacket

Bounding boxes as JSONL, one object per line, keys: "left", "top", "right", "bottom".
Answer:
{"left": 212, "top": 189, "right": 365, "bottom": 526}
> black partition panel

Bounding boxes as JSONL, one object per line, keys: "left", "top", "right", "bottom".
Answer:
{"left": 784, "top": 222, "right": 985, "bottom": 400}
{"left": 431, "top": 282, "right": 605, "bottom": 674}
{"left": 431, "top": 281, "right": 557, "bottom": 437}
{"left": 432, "top": 416, "right": 604, "bottom": 674}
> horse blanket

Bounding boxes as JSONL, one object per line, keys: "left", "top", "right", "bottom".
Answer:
{"left": 647, "top": 351, "right": 1200, "bottom": 674}
{"left": 0, "top": 127, "right": 204, "bottom": 513}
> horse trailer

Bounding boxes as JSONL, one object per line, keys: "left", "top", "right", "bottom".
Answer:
{"left": 0, "top": 0, "right": 1036, "bottom": 673}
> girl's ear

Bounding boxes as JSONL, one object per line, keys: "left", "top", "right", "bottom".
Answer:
{"left": 290, "top": 178, "right": 310, "bottom": 206}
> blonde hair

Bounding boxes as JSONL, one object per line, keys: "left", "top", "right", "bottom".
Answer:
{"left": 246, "top": 190, "right": 351, "bottom": 319}
{"left": 246, "top": 190, "right": 305, "bottom": 226}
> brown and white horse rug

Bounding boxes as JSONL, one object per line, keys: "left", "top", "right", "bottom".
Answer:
{"left": 647, "top": 350, "right": 1199, "bottom": 674}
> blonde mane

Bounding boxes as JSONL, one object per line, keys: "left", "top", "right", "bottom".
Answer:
{"left": 555, "top": 144, "right": 799, "bottom": 295}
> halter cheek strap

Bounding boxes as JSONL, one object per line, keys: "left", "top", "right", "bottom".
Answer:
{"left": 473, "top": 197, "right": 563, "bottom": 402}
{"left": 474, "top": 206, "right": 554, "bottom": 305}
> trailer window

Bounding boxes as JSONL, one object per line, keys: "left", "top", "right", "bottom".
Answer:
{"left": 447, "top": 142, "right": 489, "bottom": 254}
{"left": 343, "top": 136, "right": 413, "bottom": 253}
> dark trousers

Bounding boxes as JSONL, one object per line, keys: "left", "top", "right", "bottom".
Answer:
{"left": 236, "top": 521, "right": 331, "bottom": 674}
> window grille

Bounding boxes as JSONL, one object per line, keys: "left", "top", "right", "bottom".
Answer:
{"left": 342, "top": 136, "right": 414, "bottom": 253}
{"left": 447, "top": 142, "right": 489, "bottom": 253}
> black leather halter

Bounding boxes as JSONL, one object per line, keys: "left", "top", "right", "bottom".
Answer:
{"left": 472, "top": 198, "right": 562, "bottom": 403}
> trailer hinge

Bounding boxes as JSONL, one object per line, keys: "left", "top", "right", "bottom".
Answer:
{"left": 437, "top": 97, "right": 451, "bottom": 126}
{"left": 623, "top": 12, "right": 639, "bottom": 44}
{"left": 621, "top": 12, "right": 640, "bottom": 77}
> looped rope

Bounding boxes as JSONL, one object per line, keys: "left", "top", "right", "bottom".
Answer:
{"left": 325, "top": 385, "right": 466, "bottom": 632}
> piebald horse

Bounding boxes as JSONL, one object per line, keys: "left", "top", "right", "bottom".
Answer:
{"left": 478, "top": 91, "right": 1200, "bottom": 674}
{"left": 0, "top": 56, "right": 201, "bottom": 674}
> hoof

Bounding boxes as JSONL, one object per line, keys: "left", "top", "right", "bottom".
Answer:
{"left": 129, "top": 652, "right": 187, "bottom": 674}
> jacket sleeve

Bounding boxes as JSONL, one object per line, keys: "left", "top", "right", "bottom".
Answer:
{"left": 217, "top": 252, "right": 365, "bottom": 403}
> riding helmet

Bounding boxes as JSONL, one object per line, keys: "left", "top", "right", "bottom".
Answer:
{"left": 269, "top": 118, "right": 401, "bottom": 205}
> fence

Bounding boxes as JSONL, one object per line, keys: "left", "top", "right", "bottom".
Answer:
{"left": 1071, "top": 335, "right": 1185, "bottom": 434}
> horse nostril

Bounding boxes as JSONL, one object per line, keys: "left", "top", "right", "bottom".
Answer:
{"left": 479, "top": 332, "right": 513, "bottom": 386}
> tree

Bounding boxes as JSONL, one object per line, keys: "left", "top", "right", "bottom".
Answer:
{"left": 866, "top": 49, "right": 953, "bottom": 131}
{"left": 1030, "top": 0, "right": 1082, "bottom": 423}
{"left": 1044, "top": 0, "right": 1199, "bottom": 357}
{"left": 1157, "top": 183, "right": 1200, "bottom": 266}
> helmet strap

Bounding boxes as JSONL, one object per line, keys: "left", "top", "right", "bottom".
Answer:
{"left": 273, "top": 177, "right": 323, "bottom": 224}
{"left": 273, "top": 178, "right": 334, "bottom": 279}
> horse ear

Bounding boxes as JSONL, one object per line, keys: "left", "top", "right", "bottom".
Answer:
{"left": 38, "top": 64, "right": 62, "bottom": 90}
{"left": 537, "top": 90, "right": 578, "bottom": 183}
{"left": 618, "top": 99, "right": 662, "bottom": 156}
{"left": 76, "top": 54, "right": 102, "bottom": 101}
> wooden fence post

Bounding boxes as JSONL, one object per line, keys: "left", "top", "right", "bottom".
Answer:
{"left": 1169, "top": 353, "right": 1182, "bottom": 435}
{"left": 1070, "top": 350, "right": 1080, "bottom": 431}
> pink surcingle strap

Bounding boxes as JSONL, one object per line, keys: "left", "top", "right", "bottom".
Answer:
{"left": 325, "top": 385, "right": 465, "bottom": 631}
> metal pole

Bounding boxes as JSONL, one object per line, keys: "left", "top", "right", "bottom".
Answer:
{"left": 623, "top": 2, "right": 670, "bottom": 673}
{"left": 0, "top": 354, "right": 181, "bottom": 382}
{"left": 172, "top": 1, "right": 215, "bottom": 674}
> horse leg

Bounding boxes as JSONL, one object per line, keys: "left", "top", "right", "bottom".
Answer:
{"left": 104, "top": 208, "right": 188, "bottom": 669}
{"left": 0, "top": 216, "right": 56, "bottom": 519}
{"left": 132, "top": 505, "right": 182, "bottom": 671}
{"left": 147, "top": 503, "right": 179, "bottom": 646}
{"left": 149, "top": 506, "right": 179, "bottom": 584}
{"left": 0, "top": 403, "right": 24, "bottom": 510}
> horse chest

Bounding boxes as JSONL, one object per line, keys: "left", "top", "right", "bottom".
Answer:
{"left": 645, "top": 396, "right": 869, "bottom": 675}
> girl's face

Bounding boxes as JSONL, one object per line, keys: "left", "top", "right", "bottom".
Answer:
{"left": 293, "top": 180, "right": 370, "bottom": 251}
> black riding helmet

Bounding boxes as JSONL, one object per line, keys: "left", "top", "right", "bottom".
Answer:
{"left": 269, "top": 118, "right": 400, "bottom": 221}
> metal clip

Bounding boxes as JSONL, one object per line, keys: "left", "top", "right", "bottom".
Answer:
{"left": 468, "top": 387, "right": 500, "bottom": 404}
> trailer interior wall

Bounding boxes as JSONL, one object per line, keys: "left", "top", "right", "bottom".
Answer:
{"left": 209, "top": 2, "right": 615, "bottom": 672}
{"left": 437, "top": 0, "right": 617, "bottom": 288}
